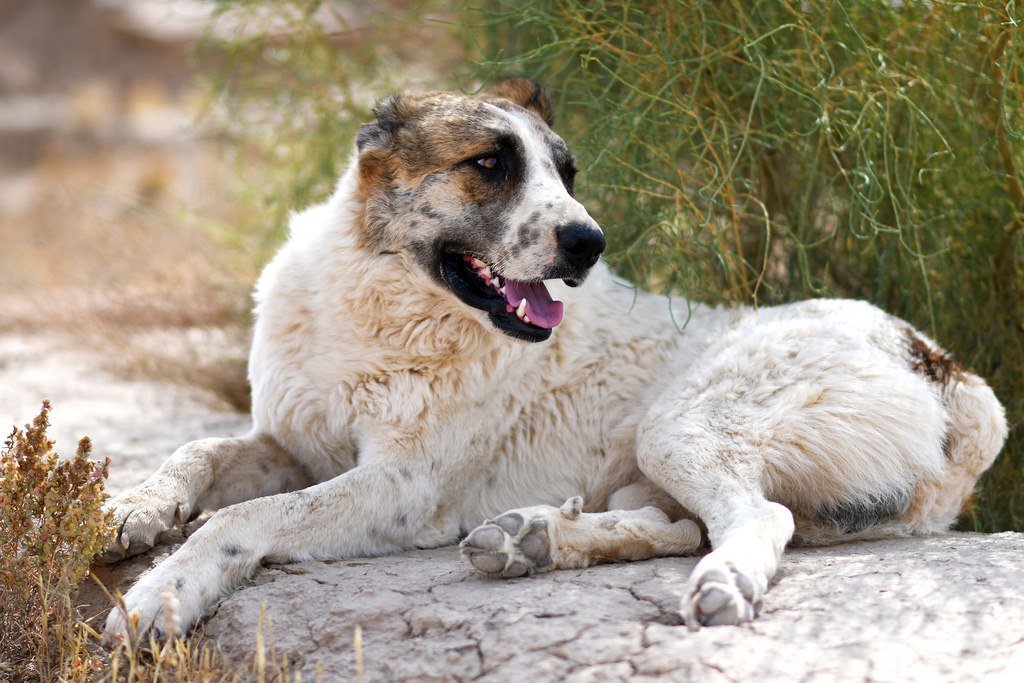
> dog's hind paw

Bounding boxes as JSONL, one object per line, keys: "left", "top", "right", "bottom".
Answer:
{"left": 681, "top": 560, "right": 763, "bottom": 628}
{"left": 460, "top": 500, "right": 578, "bottom": 578}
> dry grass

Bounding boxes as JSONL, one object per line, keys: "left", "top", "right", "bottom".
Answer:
{"left": 0, "top": 402, "right": 326, "bottom": 682}
{"left": 0, "top": 402, "right": 112, "bottom": 681}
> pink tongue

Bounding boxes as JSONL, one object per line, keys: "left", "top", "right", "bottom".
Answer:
{"left": 504, "top": 280, "right": 564, "bottom": 328}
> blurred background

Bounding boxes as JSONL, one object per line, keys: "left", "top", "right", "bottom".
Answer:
{"left": 0, "top": 0, "right": 252, "bottom": 407}
{"left": 1, "top": 0, "right": 1021, "bottom": 531}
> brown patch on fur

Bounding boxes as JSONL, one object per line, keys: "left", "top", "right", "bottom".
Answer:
{"left": 486, "top": 78, "right": 554, "bottom": 126}
{"left": 354, "top": 90, "right": 532, "bottom": 251}
{"left": 581, "top": 536, "right": 658, "bottom": 565}
{"left": 904, "top": 328, "right": 962, "bottom": 384}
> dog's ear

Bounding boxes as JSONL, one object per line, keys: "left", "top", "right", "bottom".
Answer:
{"left": 356, "top": 92, "right": 416, "bottom": 152}
{"left": 487, "top": 78, "right": 554, "bottom": 127}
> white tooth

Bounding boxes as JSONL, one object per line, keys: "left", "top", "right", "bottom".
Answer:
{"left": 471, "top": 257, "right": 486, "bottom": 269}
{"left": 523, "top": 315, "right": 530, "bottom": 323}
{"left": 480, "top": 266, "right": 492, "bottom": 278}
{"left": 516, "top": 299, "right": 527, "bottom": 318}
{"left": 499, "top": 286, "right": 506, "bottom": 294}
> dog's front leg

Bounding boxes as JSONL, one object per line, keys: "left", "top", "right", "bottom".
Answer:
{"left": 638, "top": 409, "right": 795, "bottom": 628}
{"left": 104, "top": 461, "right": 443, "bottom": 640}
{"left": 98, "top": 433, "right": 314, "bottom": 563}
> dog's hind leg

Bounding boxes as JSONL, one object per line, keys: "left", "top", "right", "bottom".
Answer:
{"left": 98, "top": 433, "right": 313, "bottom": 563}
{"left": 460, "top": 491, "right": 702, "bottom": 578}
{"left": 637, "top": 409, "right": 795, "bottom": 629}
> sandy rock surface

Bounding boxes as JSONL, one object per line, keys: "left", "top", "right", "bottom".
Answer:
{"left": 0, "top": 333, "right": 250, "bottom": 495}
{"left": 89, "top": 532, "right": 1024, "bottom": 682}
{"left": 6, "top": 330, "right": 1022, "bottom": 682}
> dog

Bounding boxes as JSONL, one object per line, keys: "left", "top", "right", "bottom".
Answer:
{"left": 101, "top": 79, "right": 1007, "bottom": 637}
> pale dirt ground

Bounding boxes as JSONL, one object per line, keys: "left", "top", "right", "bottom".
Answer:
{"left": 0, "top": 332, "right": 251, "bottom": 496}
{"left": 5, "top": 2, "right": 1024, "bottom": 681}
{"left": 1, "top": 0, "right": 256, "bottom": 490}
{"left": 84, "top": 528, "right": 1024, "bottom": 682}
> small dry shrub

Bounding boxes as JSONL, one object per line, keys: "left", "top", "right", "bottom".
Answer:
{"left": 0, "top": 402, "right": 313, "bottom": 682}
{"left": 0, "top": 401, "right": 114, "bottom": 681}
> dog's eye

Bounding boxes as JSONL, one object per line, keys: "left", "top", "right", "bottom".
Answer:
{"left": 476, "top": 156, "right": 501, "bottom": 171}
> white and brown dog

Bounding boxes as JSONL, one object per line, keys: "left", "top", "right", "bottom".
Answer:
{"left": 101, "top": 80, "right": 1007, "bottom": 637}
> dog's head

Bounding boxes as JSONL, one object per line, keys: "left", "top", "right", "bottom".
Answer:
{"left": 354, "top": 79, "right": 604, "bottom": 342}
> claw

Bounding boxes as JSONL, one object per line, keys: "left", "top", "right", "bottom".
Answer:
{"left": 95, "top": 514, "right": 132, "bottom": 564}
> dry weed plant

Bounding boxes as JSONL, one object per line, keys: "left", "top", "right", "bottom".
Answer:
{"left": 0, "top": 403, "right": 319, "bottom": 682}
{"left": 1, "top": 401, "right": 113, "bottom": 681}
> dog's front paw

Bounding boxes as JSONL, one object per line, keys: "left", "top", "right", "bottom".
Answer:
{"left": 104, "top": 571, "right": 192, "bottom": 642}
{"left": 681, "top": 559, "right": 766, "bottom": 628}
{"left": 460, "top": 498, "right": 582, "bottom": 577}
{"left": 104, "top": 551, "right": 216, "bottom": 642}
{"left": 97, "top": 483, "right": 191, "bottom": 564}
{"left": 104, "top": 586, "right": 180, "bottom": 643}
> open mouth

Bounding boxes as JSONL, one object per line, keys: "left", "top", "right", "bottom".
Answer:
{"left": 439, "top": 251, "right": 566, "bottom": 342}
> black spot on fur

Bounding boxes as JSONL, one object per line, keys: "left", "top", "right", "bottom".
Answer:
{"left": 549, "top": 141, "right": 577, "bottom": 194}
{"left": 357, "top": 93, "right": 416, "bottom": 152}
{"left": 222, "top": 544, "right": 243, "bottom": 557}
{"left": 816, "top": 490, "right": 911, "bottom": 534}
{"left": 904, "top": 328, "right": 962, "bottom": 384}
{"left": 356, "top": 122, "right": 384, "bottom": 152}
{"left": 517, "top": 214, "right": 541, "bottom": 248}
{"left": 175, "top": 577, "right": 186, "bottom": 590}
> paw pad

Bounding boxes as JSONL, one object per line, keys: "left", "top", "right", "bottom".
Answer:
{"left": 493, "top": 512, "right": 525, "bottom": 535}
{"left": 683, "top": 563, "right": 759, "bottom": 628}
{"left": 461, "top": 515, "right": 553, "bottom": 578}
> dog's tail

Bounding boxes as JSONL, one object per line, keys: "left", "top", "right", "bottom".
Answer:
{"left": 904, "top": 328, "right": 1007, "bottom": 522}
{"left": 942, "top": 370, "right": 1007, "bottom": 484}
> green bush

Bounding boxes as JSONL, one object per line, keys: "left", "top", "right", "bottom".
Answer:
{"left": 205, "top": 1, "right": 1022, "bottom": 531}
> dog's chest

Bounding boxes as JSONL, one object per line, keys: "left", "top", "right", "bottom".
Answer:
{"left": 338, "top": 349, "right": 641, "bottom": 497}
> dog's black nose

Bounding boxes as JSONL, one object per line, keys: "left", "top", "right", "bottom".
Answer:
{"left": 556, "top": 222, "right": 606, "bottom": 270}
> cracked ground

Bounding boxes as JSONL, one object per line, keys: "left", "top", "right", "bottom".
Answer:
{"left": 83, "top": 527, "right": 1024, "bottom": 682}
